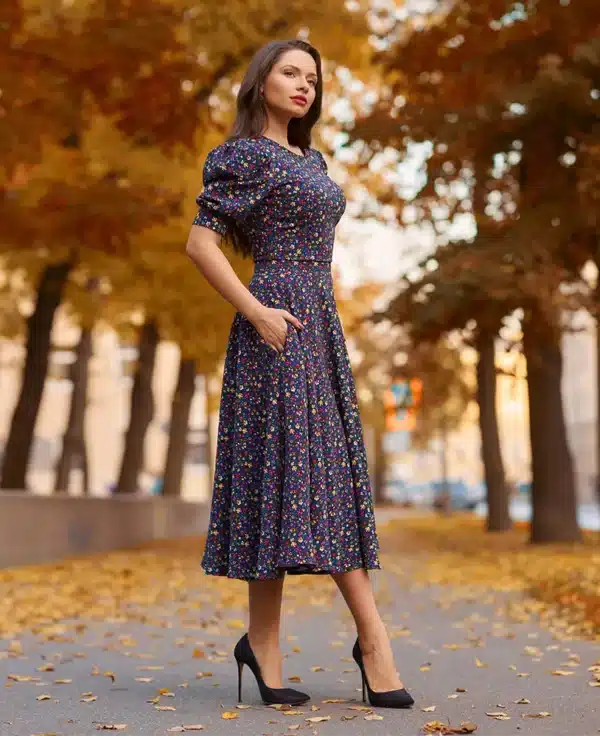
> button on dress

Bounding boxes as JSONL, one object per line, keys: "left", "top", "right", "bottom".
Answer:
{"left": 193, "top": 135, "right": 381, "bottom": 581}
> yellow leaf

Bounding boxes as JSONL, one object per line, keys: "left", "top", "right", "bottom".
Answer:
{"left": 521, "top": 712, "right": 552, "bottom": 718}
{"left": 221, "top": 712, "right": 238, "bottom": 720}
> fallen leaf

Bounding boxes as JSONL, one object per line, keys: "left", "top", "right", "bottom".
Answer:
{"left": 551, "top": 670, "right": 575, "bottom": 676}
{"left": 155, "top": 705, "right": 176, "bottom": 711}
{"left": 348, "top": 705, "right": 373, "bottom": 712}
{"left": 226, "top": 619, "right": 245, "bottom": 630}
{"left": 486, "top": 712, "right": 510, "bottom": 720}
{"left": 81, "top": 695, "right": 98, "bottom": 703}
{"left": 104, "top": 671, "right": 116, "bottom": 682}
{"left": 422, "top": 706, "right": 437, "bottom": 712}
{"left": 521, "top": 712, "right": 552, "bottom": 718}
{"left": 54, "top": 679, "right": 72, "bottom": 685}
{"left": 365, "top": 714, "right": 384, "bottom": 720}
{"left": 288, "top": 675, "right": 303, "bottom": 682}
{"left": 95, "top": 726, "right": 127, "bottom": 731}
{"left": 192, "top": 649, "right": 205, "bottom": 659}
{"left": 311, "top": 666, "right": 324, "bottom": 672}
{"left": 515, "top": 697, "right": 530, "bottom": 704}
{"left": 236, "top": 704, "right": 251, "bottom": 709}
{"left": 221, "top": 712, "right": 238, "bottom": 720}
{"left": 36, "top": 694, "right": 52, "bottom": 701}
{"left": 305, "top": 716, "right": 331, "bottom": 723}
{"left": 135, "top": 677, "right": 154, "bottom": 683}
{"left": 422, "top": 721, "right": 478, "bottom": 734}
{"left": 321, "top": 698, "right": 347, "bottom": 703}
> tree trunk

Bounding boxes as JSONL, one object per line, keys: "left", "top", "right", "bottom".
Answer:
{"left": 522, "top": 316, "right": 581, "bottom": 543}
{"left": 373, "top": 425, "right": 386, "bottom": 505}
{"left": 115, "top": 319, "right": 159, "bottom": 494}
{"left": 595, "top": 278, "right": 600, "bottom": 514}
{"left": 54, "top": 327, "right": 92, "bottom": 493}
{"left": 437, "top": 417, "right": 452, "bottom": 515}
{"left": 1, "top": 260, "right": 74, "bottom": 490}
{"left": 475, "top": 329, "right": 511, "bottom": 532}
{"left": 163, "top": 357, "right": 196, "bottom": 497}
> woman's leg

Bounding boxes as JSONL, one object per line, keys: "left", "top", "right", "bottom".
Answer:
{"left": 331, "top": 568, "right": 404, "bottom": 692}
{"left": 247, "top": 576, "right": 286, "bottom": 688}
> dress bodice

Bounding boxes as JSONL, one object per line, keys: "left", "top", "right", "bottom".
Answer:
{"left": 192, "top": 136, "right": 346, "bottom": 262}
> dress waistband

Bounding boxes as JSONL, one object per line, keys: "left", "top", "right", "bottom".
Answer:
{"left": 254, "top": 257, "right": 332, "bottom": 264}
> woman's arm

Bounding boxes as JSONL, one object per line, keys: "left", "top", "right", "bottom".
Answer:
{"left": 185, "top": 225, "right": 304, "bottom": 352}
{"left": 185, "top": 224, "right": 264, "bottom": 323}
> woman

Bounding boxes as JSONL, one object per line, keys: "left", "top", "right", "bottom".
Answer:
{"left": 185, "top": 38, "right": 413, "bottom": 710}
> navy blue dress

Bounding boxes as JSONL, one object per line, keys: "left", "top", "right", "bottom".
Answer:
{"left": 193, "top": 135, "right": 381, "bottom": 581}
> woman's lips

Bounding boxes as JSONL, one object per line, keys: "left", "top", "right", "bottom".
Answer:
{"left": 291, "top": 96, "right": 307, "bottom": 106}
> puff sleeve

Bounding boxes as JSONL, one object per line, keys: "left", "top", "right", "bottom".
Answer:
{"left": 192, "top": 138, "right": 273, "bottom": 236}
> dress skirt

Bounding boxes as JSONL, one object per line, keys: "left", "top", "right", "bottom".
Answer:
{"left": 200, "top": 259, "right": 382, "bottom": 581}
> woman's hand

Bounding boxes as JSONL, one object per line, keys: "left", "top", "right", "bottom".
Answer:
{"left": 250, "top": 305, "right": 304, "bottom": 353}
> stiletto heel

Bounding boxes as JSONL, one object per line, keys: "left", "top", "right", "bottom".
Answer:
{"left": 237, "top": 659, "right": 244, "bottom": 702}
{"left": 233, "top": 632, "right": 310, "bottom": 705}
{"left": 352, "top": 637, "right": 414, "bottom": 708}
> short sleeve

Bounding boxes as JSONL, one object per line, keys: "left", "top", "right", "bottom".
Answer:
{"left": 192, "top": 138, "right": 272, "bottom": 236}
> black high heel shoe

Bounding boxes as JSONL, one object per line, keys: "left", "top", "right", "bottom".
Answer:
{"left": 234, "top": 632, "right": 310, "bottom": 705}
{"left": 352, "top": 637, "right": 414, "bottom": 708}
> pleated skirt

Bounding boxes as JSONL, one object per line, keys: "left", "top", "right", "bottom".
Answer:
{"left": 200, "top": 259, "right": 381, "bottom": 581}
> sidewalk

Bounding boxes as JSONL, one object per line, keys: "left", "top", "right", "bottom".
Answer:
{"left": 0, "top": 509, "right": 600, "bottom": 736}
{"left": 0, "top": 572, "right": 600, "bottom": 736}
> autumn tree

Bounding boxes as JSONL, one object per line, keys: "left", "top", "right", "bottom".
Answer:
{"left": 0, "top": 0, "right": 193, "bottom": 488}
{"left": 347, "top": 0, "right": 600, "bottom": 543}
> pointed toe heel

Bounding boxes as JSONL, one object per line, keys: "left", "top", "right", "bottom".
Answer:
{"left": 234, "top": 632, "right": 310, "bottom": 706}
{"left": 352, "top": 636, "right": 414, "bottom": 709}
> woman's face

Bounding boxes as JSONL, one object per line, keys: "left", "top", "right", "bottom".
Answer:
{"left": 262, "top": 49, "right": 318, "bottom": 118}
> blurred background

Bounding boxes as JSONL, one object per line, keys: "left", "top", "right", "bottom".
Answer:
{"left": 1, "top": 0, "right": 600, "bottom": 563}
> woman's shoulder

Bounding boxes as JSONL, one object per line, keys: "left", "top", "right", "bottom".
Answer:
{"left": 206, "top": 136, "right": 271, "bottom": 170}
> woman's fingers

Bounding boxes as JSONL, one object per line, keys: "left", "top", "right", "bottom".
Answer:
{"left": 281, "top": 310, "right": 304, "bottom": 330}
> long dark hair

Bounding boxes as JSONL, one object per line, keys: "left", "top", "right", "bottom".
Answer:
{"left": 225, "top": 39, "right": 323, "bottom": 258}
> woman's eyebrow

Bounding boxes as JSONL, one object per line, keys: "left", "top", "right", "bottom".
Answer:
{"left": 282, "top": 64, "right": 318, "bottom": 78}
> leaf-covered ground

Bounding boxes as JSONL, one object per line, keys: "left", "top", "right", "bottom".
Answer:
{"left": 0, "top": 511, "right": 598, "bottom": 735}
{"left": 377, "top": 513, "right": 600, "bottom": 641}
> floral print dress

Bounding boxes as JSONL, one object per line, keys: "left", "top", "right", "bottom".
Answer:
{"left": 192, "top": 135, "right": 381, "bottom": 581}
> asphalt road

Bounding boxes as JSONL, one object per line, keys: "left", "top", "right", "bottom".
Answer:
{"left": 0, "top": 556, "right": 598, "bottom": 736}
